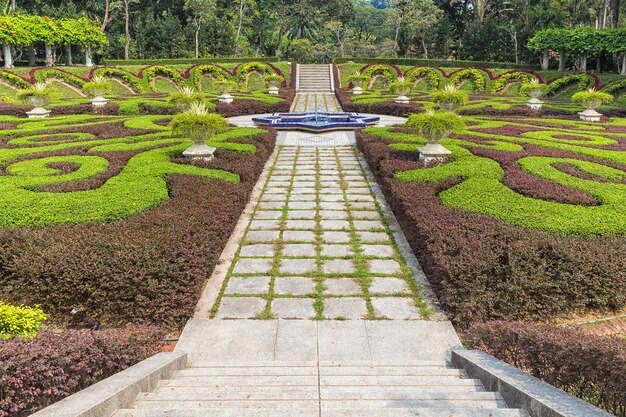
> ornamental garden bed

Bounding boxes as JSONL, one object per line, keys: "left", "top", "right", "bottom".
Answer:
{"left": 357, "top": 118, "right": 626, "bottom": 327}
{"left": 0, "top": 112, "right": 276, "bottom": 416}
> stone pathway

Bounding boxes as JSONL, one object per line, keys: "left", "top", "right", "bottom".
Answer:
{"left": 292, "top": 93, "right": 341, "bottom": 112}
{"left": 209, "top": 146, "right": 430, "bottom": 320}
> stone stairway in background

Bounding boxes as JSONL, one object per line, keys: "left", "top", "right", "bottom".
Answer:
{"left": 297, "top": 64, "right": 333, "bottom": 92}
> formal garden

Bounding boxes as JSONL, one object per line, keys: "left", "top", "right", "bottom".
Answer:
{"left": 0, "top": 0, "right": 625, "bottom": 416}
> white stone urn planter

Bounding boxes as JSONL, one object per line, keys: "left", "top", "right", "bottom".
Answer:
{"left": 404, "top": 111, "right": 465, "bottom": 166}
{"left": 91, "top": 96, "right": 108, "bottom": 107}
{"left": 182, "top": 143, "right": 217, "bottom": 160}
{"left": 395, "top": 93, "right": 410, "bottom": 104}
{"left": 526, "top": 89, "right": 544, "bottom": 110}
{"left": 576, "top": 96, "right": 604, "bottom": 121}
{"left": 218, "top": 93, "right": 234, "bottom": 104}
{"left": 352, "top": 86, "right": 363, "bottom": 95}
{"left": 268, "top": 86, "right": 280, "bottom": 95}
{"left": 26, "top": 96, "right": 51, "bottom": 118}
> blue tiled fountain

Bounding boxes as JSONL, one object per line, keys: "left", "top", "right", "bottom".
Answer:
{"left": 252, "top": 110, "right": 380, "bottom": 132}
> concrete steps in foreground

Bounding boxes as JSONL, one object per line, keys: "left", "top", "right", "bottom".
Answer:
{"left": 113, "top": 364, "right": 529, "bottom": 417}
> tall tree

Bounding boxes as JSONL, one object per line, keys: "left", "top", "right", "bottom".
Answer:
{"left": 185, "top": 0, "right": 216, "bottom": 58}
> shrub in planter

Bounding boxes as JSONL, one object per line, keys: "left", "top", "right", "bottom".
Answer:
{"left": 167, "top": 86, "right": 205, "bottom": 111}
{"left": 404, "top": 110, "right": 465, "bottom": 164}
{"left": 404, "top": 110, "right": 465, "bottom": 143}
{"left": 83, "top": 75, "right": 113, "bottom": 107}
{"left": 214, "top": 80, "right": 238, "bottom": 103}
{"left": 170, "top": 102, "right": 229, "bottom": 158}
{"left": 520, "top": 79, "right": 548, "bottom": 110}
{"left": 466, "top": 321, "right": 626, "bottom": 417}
{"left": 170, "top": 102, "right": 229, "bottom": 143}
{"left": 0, "top": 303, "right": 47, "bottom": 340}
{"left": 519, "top": 78, "right": 548, "bottom": 98}
{"left": 0, "top": 326, "right": 166, "bottom": 417}
{"left": 17, "top": 82, "right": 59, "bottom": 108}
{"left": 347, "top": 75, "right": 368, "bottom": 94}
{"left": 430, "top": 84, "right": 469, "bottom": 112}
{"left": 572, "top": 88, "right": 613, "bottom": 121}
{"left": 389, "top": 76, "right": 412, "bottom": 103}
{"left": 264, "top": 74, "right": 284, "bottom": 95}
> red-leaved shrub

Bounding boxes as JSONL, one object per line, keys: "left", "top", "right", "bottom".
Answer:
{"left": 0, "top": 325, "right": 166, "bottom": 417}
{"left": 466, "top": 321, "right": 626, "bottom": 417}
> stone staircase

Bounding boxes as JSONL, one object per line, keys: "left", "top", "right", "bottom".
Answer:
{"left": 113, "top": 362, "right": 529, "bottom": 417}
{"left": 298, "top": 64, "right": 333, "bottom": 92}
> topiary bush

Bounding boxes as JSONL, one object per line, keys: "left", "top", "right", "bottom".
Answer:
{"left": 0, "top": 303, "right": 47, "bottom": 340}
{"left": 466, "top": 321, "right": 626, "bottom": 417}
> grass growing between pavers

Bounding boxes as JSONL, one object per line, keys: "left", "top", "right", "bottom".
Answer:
{"left": 210, "top": 145, "right": 432, "bottom": 320}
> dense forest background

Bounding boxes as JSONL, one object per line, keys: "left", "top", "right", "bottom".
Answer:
{"left": 11, "top": 0, "right": 626, "bottom": 65}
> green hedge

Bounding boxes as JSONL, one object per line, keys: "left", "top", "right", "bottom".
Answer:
{"left": 102, "top": 57, "right": 281, "bottom": 66}
{"left": 334, "top": 57, "right": 541, "bottom": 70}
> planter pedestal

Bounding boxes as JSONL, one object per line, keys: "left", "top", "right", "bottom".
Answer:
{"left": 26, "top": 107, "right": 51, "bottom": 118}
{"left": 92, "top": 96, "right": 108, "bottom": 107}
{"left": 268, "top": 86, "right": 279, "bottom": 95}
{"left": 395, "top": 95, "right": 409, "bottom": 104}
{"left": 526, "top": 98, "right": 543, "bottom": 110}
{"left": 418, "top": 143, "right": 452, "bottom": 165}
{"left": 219, "top": 93, "right": 234, "bottom": 104}
{"left": 183, "top": 144, "right": 217, "bottom": 160}
{"left": 578, "top": 109, "right": 602, "bottom": 122}
{"left": 352, "top": 86, "right": 363, "bottom": 95}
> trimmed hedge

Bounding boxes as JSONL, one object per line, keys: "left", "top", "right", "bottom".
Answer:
{"left": 335, "top": 57, "right": 541, "bottom": 70}
{"left": 102, "top": 57, "right": 281, "bottom": 66}
{"left": 0, "top": 325, "right": 166, "bottom": 417}
{"left": 215, "top": 88, "right": 296, "bottom": 117}
{"left": 466, "top": 321, "right": 626, "bottom": 417}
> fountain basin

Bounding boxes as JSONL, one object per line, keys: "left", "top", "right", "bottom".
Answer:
{"left": 252, "top": 111, "right": 380, "bottom": 132}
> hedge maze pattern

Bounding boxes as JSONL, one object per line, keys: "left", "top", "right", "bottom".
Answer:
{"left": 0, "top": 114, "right": 268, "bottom": 228}
{"left": 366, "top": 116, "right": 626, "bottom": 235}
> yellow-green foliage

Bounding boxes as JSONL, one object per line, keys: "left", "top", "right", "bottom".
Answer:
{"left": 0, "top": 302, "right": 48, "bottom": 339}
{"left": 404, "top": 111, "right": 465, "bottom": 142}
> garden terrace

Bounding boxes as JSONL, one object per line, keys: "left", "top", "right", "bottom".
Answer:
{"left": 357, "top": 114, "right": 626, "bottom": 326}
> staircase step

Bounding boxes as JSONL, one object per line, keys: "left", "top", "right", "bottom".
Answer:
{"left": 138, "top": 387, "right": 500, "bottom": 401}
{"left": 162, "top": 375, "right": 480, "bottom": 387}
{"left": 115, "top": 408, "right": 530, "bottom": 417}
{"left": 130, "top": 398, "right": 508, "bottom": 410}
{"left": 174, "top": 365, "right": 437, "bottom": 376}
